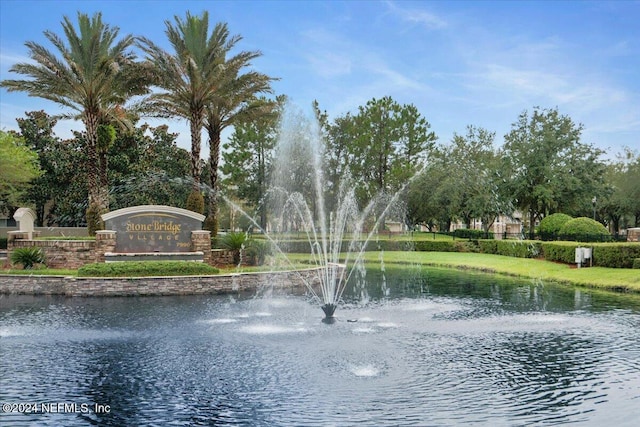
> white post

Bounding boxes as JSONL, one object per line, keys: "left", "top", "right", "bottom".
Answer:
{"left": 13, "top": 208, "right": 36, "bottom": 240}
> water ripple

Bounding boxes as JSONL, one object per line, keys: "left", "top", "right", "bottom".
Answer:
{"left": 2, "top": 288, "right": 640, "bottom": 426}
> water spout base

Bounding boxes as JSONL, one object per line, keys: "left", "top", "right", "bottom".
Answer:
{"left": 321, "top": 303, "right": 337, "bottom": 321}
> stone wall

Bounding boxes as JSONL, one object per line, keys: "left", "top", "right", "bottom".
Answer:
{"left": 6, "top": 230, "right": 214, "bottom": 269}
{"left": 0, "top": 268, "right": 322, "bottom": 297}
{"left": 9, "top": 238, "right": 97, "bottom": 269}
{"left": 0, "top": 226, "right": 87, "bottom": 239}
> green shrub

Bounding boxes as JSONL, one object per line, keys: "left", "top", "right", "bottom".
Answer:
{"left": 10, "top": 247, "right": 46, "bottom": 269}
{"left": 245, "top": 239, "right": 271, "bottom": 266}
{"left": 220, "top": 232, "right": 248, "bottom": 264}
{"left": 541, "top": 242, "right": 640, "bottom": 268}
{"left": 558, "top": 217, "right": 611, "bottom": 242}
{"left": 478, "top": 240, "right": 498, "bottom": 254}
{"left": 204, "top": 213, "right": 217, "bottom": 236}
{"left": 78, "top": 261, "right": 219, "bottom": 277}
{"left": 539, "top": 213, "right": 572, "bottom": 240}
{"left": 86, "top": 203, "right": 105, "bottom": 236}
{"left": 633, "top": 259, "right": 640, "bottom": 269}
{"left": 593, "top": 244, "right": 640, "bottom": 269}
{"left": 220, "top": 232, "right": 247, "bottom": 251}
{"left": 0, "top": 237, "right": 7, "bottom": 249}
{"left": 494, "top": 240, "right": 541, "bottom": 258}
{"left": 414, "top": 241, "right": 457, "bottom": 252}
{"left": 452, "top": 229, "right": 492, "bottom": 239}
{"left": 186, "top": 190, "right": 205, "bottom": 214}
{"left": 541, "top": 242, "right": 579, "bottom": 264}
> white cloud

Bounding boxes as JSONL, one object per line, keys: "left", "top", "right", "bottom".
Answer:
{"left": 384, "top": 0, "right": 447, "bottom": 30}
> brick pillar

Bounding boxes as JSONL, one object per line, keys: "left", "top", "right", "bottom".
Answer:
{"left": 95, "top": 230, "right": 117, "bottom": 263}
{"left": 191, "top": 230, "right": 212, "bottom": 265}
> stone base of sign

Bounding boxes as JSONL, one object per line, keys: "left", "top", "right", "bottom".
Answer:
{"left": 6, "top": 229, "right": 213, "bottom": 269}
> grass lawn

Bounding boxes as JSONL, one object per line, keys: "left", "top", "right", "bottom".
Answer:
{"left": 287, "top": 251, "right": 640, "bottom": 293}
{"left": 1, "top": 268, "right": 79, "bottom": 276}
{"left": 3, "top": 248, "right": 637, "bottom": 293}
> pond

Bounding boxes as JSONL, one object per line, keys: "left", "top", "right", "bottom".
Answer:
{"left": 1, "top": 268, "right": 639, "bottom": 426}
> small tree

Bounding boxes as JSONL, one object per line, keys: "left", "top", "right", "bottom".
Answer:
{"left": 0, "top": 130, "right": 42, "bottom": 212}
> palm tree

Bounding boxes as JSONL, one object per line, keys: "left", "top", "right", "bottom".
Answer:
{"left": 137, "top": 11, "right": 225, "bottom": 213}
{"left": 204, "top": 45, "right": 276, "bottom": 235}
{"left": 1, "top": 12, "right": 149, "bottom": 233}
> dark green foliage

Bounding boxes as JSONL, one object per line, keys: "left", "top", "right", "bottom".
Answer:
{"left": 633, "top": 259, "right": 640, "bottom": 269}
{"left": 77, "top": 261, "right": 219, "bottom": 277}
{"left": 541, "top": 242, "right": 640, "bottom": 268}
{"left": 478, "top": 240, "right": 498, "bottom": 254}
{"left": 220, "top": 232, "right": 248, "bottom": 264}
{"left": 413, "top": 241, "right": 457, "bottom": 252}
{"left": 203, "top": 214, "right": 217, "bottom": 235}
{"left": 494, "top": 240, "right": 541, "bottom": 258}
{"left": 10, "top": 247, "right": 46, "bottom": 269}
{"left": 0, "top": 238, "right": 7, "bottom": 249}
{"left": 186, "top": 190, "right": 205, "bottom": 214}
{"left": 541, "top": 242, "right": 578, "bottom": 264}
{"left": 96, "top": 124, "right": 116, "bottom": 152}
{"left": 86, "top": 203, "right": 105, "bottom": 236}
{"left": 477, "top": 239, "right": 541, "bottom": 258}
{"left": 502, "top": 107, "right": 606, "bottom": 238}
{"left": 539, "top": 213, "right": 573, "bottom": 240}
{"left": 220, "top": 232, "right": 247, "bottom": 251}
{"left": 593, "top": 244, "right": 640, "bottom": 269}
{"left": 452, "top": 229, "right": 493, "bottom": 239}
{"left": 245, "top": 239, "right": 271, "bottom": 266}
{"left": 558, "top": 217, "right": 611, "bottom": 242}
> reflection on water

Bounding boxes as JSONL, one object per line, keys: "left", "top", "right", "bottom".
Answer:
{"left": 1, "top": 269, "right": 639, "bottom": 426}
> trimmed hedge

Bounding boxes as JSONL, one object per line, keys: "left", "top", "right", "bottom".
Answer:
{"left": 541, "top": 241, "right": 640, "bottom": 268}
{"left": 478, "top": 240, "right": 541, "bottom": 258}
{"left": 541, "top": 242, "right": 577, "bottom": 264}
{"left": 414, "top": 240, "right": 457, "bottom": 252}
{"left": 452, "top": 229, "right": 493, "bottom": 239}
{"left": 633, "top": 259, "right": 640, "bottom": 269}
{"left": 497, "top": 240, "right": 541, "bottom": 258}
{"left": 593, "top": 244, "right": 640, "bottom": 269}
{"left": 558, "top": 217, "right": 611, "bottom": 242}
{"left": 78, "top": 261, "right": 220, "bottom": 277}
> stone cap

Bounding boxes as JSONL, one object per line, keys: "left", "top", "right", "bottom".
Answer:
{"left": 101, "top": 205, "right": 205, "bottom": 223}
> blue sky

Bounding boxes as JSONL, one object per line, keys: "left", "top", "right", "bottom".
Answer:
{"left": 1, "top": 0, "right": 639, "bottom": 159}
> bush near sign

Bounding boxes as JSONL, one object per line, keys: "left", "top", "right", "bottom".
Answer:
{"left": 102, "top": 206, "right": 205, "bottom": 253}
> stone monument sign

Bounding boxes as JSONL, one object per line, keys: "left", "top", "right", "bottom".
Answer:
{"left": 101, "top": 205, "right": 205, "bottom": 253}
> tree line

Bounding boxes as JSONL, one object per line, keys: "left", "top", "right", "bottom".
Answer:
{"left": 1, "top": 11, "right": 639, "bottom": 236}
{"left": 222, "top": 100, "right": 639, "bottom": 236}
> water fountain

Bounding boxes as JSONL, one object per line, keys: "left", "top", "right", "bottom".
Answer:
{"left": 225, "top": 104, "right": 410, "bottom": 322}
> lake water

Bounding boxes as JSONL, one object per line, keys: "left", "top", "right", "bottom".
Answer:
{"left": 1, "top": 268, "right": 639, "bottom": 426}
